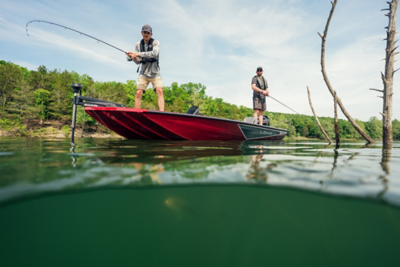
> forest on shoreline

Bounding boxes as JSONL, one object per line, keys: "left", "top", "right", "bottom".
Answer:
{"left": 1, "top": 60, "right": 400, "bottom": 140}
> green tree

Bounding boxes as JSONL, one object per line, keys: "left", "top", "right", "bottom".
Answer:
{"left": 5, "top": 80, "right": 39, "bottom": 129}
{"left": 123, "top": 80, "right": 137, "bottom": 107}
{"left": 34, "top": 88, "right": 50, "bottom": 124}
{"left": 365, "top": 116, "right": 383, "bottom": 140}
{"left": 49, "top": 70, "right": 74, "bottom": 129}
{"left": 170, "top": 97, "right": 185, "bottom": 112}
{"left": 27, "top": 65, "right": 50, "bottom": 90}
{"left": 392, "top": 119, "right": 400, "bottom": 140}
{"left": 0, "top": 62, "right": 25, "bottom": 106}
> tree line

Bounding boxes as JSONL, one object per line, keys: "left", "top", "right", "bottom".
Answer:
{"left": 1, "top": 60, "right": 399, "bottom": 140}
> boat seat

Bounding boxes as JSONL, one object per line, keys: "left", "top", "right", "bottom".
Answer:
{"left": 243, "top": 116, "right": 270, "bottom": 126}
{"left": 243, "top": 117, "right": 257, "bottom": 124}
{"left": 186, "top": 106, "right": 200, "bottom": 115}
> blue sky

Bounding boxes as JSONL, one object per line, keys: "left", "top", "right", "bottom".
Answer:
{"left": 1, "top": 0, "right": 399, "bottom": 121}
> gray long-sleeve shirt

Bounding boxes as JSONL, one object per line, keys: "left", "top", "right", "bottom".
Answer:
{"left": 131, "top": 39, "right": 161, "bottom": 79}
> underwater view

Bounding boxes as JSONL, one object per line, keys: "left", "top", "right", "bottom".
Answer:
{"left": 0, "top": 138, "right": 399, "bottom": 266}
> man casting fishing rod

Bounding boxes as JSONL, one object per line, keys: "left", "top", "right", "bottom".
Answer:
{"left": 26, "top": 21, "right": 165, "bottom": 111}
{"left": 126, "top": 24, "right": 164, "bottom": 111}
{"left": 251, "top": 66, "right": 269, "bottom": 125}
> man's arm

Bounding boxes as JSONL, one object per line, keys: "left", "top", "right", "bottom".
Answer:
{"left": 126, "top": 43, "right": 142, "bottom": 64}
{"left": 251, "top": 83, "right": 269, "bottom": 96}
{"left": 137, "top": 40, "right": 160, "bottom": 59}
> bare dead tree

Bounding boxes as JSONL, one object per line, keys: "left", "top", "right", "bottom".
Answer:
{"left": 318, "top": 0, "right": 375, "bottom": 144}
{"left": 381, "top": 0, "right": 397, "bottom": 148}
{"left": 307, "top": 86, "right": 332, "bottom": 143}
{"left": 334, "top": 91, "right": 340, "bottom": 149}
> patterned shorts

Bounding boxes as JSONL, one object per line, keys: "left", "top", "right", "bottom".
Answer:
{"left": 253, "top": 94, "right": 266, "bottom": 110}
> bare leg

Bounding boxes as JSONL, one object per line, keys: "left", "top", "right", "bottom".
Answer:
{"left": 135, "top": 89, "right": 144, "bottom": 109}
{"left": 253, "top": 109, "right": 259, "bottom": 122}
{"left": 258, "top": 111, "right": 264, "bottom": 125}
{"left": 254, "top": 109, "right": 264, "bottom": 125}
{"left": 155, "top": 87, "right": 164, "bottom": 111}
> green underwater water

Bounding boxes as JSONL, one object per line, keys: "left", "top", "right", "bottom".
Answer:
{"left": 0, "top": 138, "right": 400, "bottom": 266}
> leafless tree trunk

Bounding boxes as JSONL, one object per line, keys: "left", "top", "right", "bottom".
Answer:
{"left": 307, "top": 86, "right": 332, "bottom": 143}
{"left": 318, "top": 0, "right": 375, "bottom": 144}
{"left": 381, "top": 0, "right": 397, "bottom": 148}
{"left": 334, "top": 91, "right": 340, "bottom": 149}
{"left": 381, "top": 148, "right": 392, "bottom": 175}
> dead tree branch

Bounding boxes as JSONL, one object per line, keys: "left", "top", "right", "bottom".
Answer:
{"left": 319, "top": 0, "right": 375, "bottom": 144}
{"left": 370, "top": 88, "right": 384, "bottom": 93}
{"left": 307, "top": 86, "right": 332, "bottom": 143}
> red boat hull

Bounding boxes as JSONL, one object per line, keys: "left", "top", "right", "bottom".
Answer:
{"left": 85, "top": 107, "right": 288, "bottom": 141}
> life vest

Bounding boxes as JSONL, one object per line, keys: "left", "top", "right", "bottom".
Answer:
{"left": 254, "top": 75, "right": 268, "bottom": 90}
{"left": 139, "top": 38, "right": 159, "bottom": 63}
{"left": 136, "top": 38, "right": 159, "bottom": 72}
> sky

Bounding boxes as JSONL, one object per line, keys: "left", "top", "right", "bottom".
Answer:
{"left": 0, "top": 0, "right": 399, "bottom": 122}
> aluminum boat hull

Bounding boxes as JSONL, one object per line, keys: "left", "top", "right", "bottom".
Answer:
{"left": 85, "top": 107, "right": 288, "bottom": 141}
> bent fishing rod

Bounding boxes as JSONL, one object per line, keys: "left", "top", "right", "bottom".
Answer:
{"left": 268, "top": 95, "right": 299, "bottom": 115}
{"left": 26, "top": 20, "right": 127, "bottom": 54}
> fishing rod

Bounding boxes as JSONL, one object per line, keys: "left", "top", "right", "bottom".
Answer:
{"left": 268, "top": 95, "right": 300, "bottom": 114}
{"left": 25, "top": 20, "right": 127, "bottom": 54}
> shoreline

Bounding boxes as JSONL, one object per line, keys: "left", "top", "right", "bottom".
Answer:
{"left": 0, "top": 120, "right": 124, "bottom": 139}
{"left": 0, "top": 128, "right": 121, "bottom": 139}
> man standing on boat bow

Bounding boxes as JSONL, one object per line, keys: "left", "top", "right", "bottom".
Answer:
{"left": 126, "top": 24, "right": 164, "bottom": 111}
{"left": 251, "top": 66, "right": 269, "bottom": 125}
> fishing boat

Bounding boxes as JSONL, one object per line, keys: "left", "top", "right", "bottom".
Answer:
{"left": 71, "top": 84, "right": 288, "bottom": 141}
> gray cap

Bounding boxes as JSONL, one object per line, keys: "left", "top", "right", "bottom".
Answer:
{"left": 141, "top": 24, "right": 152, "bottom": 33}
{"left": 256, "top": 66, "right": 263, "bottom": 71}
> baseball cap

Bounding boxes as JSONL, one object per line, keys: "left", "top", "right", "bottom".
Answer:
{"left": 256, "top": 66, "right": 263, "bottom": 71}
{"left": 142, "top": 24, "right": 152, "bottom": 33}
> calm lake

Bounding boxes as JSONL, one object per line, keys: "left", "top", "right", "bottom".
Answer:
{"left": 0, "top": 137, "right": 399, "bottom": 266}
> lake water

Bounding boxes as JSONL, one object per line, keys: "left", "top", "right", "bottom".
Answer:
{"left": 0, "top": 137, "right": 399, "bottom": 266}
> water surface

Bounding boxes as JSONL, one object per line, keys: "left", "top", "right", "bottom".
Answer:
{"left": 0, "top": 138, "right": 399, "bottom": 266}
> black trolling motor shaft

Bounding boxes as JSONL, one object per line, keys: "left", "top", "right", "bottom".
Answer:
{"left": 71, "top": 83, "right": 82, "bottom": 143}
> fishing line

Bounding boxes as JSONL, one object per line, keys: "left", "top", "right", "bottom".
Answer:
{"left": 268, "top": 95, "right": 299, "bottom": 115}
{"left": 25, "top": 20, "right": 127, "bottom": 54}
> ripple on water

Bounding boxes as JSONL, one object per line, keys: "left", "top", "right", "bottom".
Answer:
{"left": 0, "top": 138, "right": 399, "bottom": 208}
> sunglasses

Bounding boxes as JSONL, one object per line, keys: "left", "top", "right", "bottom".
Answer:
{"left": 257, "top": 70, "right": 263, "bottom": 72}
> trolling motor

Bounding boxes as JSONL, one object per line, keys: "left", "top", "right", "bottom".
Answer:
{"left": 70, "top": 83, "right": 126, "bottom": 143}
{"left": 71, "top": 83, "right": 82, "bottom": 143}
